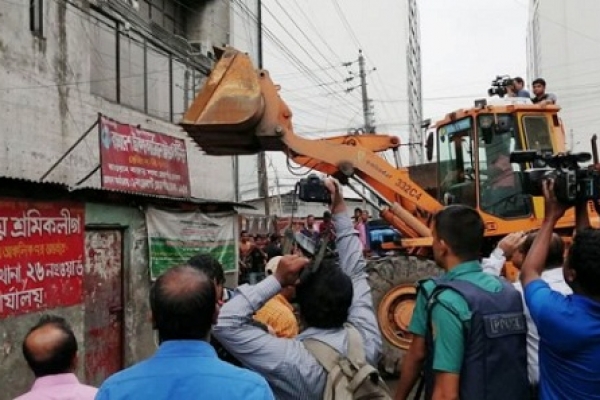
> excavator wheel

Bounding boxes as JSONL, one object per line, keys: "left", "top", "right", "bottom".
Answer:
{"left": 367, "top": 255, "right": 441, "bottom": 377}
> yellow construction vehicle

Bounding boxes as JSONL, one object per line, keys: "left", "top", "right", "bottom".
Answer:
{"left": 180, "top": 47, "right": 599, "bottom": 374}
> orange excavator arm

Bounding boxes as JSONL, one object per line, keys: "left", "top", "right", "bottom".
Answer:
{"left": 181, "top": 47, "right": 442, "bottom": 251}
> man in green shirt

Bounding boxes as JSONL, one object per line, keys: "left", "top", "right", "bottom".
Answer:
{"left": 394, "top": 205, "right": 528, "bottom": 400}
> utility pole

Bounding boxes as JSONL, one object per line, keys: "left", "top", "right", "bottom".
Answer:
{"left": 358, "top": 50, "right": 375, "bottom": 134}
{"left": 256, "top": 0, "right": 270, "bottom": 216}
{"left": 356, "top": 50, "right": 376, "bottom": 210}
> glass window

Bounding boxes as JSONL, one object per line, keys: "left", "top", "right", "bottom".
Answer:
{"left": 146, "top": 45, "right": 171, "bottom": 120}
{"left": 120, "top": 33, "right": 146, "bottom": 111}
{"left": 172, "top": 60, "right": 187, "bottom": 123}
{"left": 477, "top": 114, "right": 531, "bottom": 218}
{"left": 139, "top": 1, "right": 151, "bottom": 22}
{"left": 30, "top": 0, "right": 44, "bottom": 37}
{"left": 437, "top": 117, "right": 476, "bottom": 208}
{"left": 89, "top": 14, "right": 117, "bottom": 101}
{"left": 522, "top": 115, "right": 553, "bottom": 153}
{"left": 87, "top": 6, "right": 202, "bottom": 122}
{"left": 150, "top": 5, "right": 163, "bottom": 25}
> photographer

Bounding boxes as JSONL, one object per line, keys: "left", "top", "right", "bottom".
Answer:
{"left": 520, "top": 180, "right": 600, "bottom": 399}
{"left": 212, "top": 178, "right": 382, "bottom": 399}
{"left": 510, "top": 77, "right": 531, "bottom": 98}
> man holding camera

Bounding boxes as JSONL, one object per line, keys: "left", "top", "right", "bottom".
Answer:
{"left": 520, "top": 179, "right": 600, "bottom": 399}
{"left": 509, "top": 77, "right": 531, "bottom": 98}
{"left": 212, "top": 178, "right": 382, "bottom": 400}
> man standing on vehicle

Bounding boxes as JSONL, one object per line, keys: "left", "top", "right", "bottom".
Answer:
{"left": 531, "top": 78, "right": 557, "bottom": 105}
{"left": 395, "top": 205, "right": 529, "bottom": 400}
{"left": 510, "top": 77, "right": 531, "bottom": 98}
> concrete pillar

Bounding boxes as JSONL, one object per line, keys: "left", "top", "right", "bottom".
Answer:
{"left": 185, "top": 0, "right": 230, "bottom": 56}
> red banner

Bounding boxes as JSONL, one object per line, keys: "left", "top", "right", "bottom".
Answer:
{"left": 0, "top": 200, "right": 85, "bottom": 318}
{"left": 99, "top": 115, "right": 191, "bottom": 198}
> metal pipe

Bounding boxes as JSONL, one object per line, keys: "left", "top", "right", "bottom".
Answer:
{"left": 346, "top": 181, "right": 382, "bottom": 209}
{"left": 40, "top": 119, "right": 99, "bottom": 182}
{"left": 393, "top": 148, "right": 401, "bottom": 168}
{"left": 350, "top": 175, "right": 431, "bottom": 237}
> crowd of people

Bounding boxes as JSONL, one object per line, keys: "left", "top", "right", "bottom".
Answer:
{"left": 238, "top": 207, "right": 372, "bottom": 286}
{"left": 12, "top": 177, "right": 600, "bottom": 400}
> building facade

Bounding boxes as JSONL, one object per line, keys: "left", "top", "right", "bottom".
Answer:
{"left": 0, "top": 1, "right": 238, "bottom": 398}
{"left": 406, "top": 0, "right": 423, "bottom": 165}
{"left": 527, "top": 0, "right": 600, "bottom": 152}
{"left": 0, "top": 0, "right": 235, "bottom": 199}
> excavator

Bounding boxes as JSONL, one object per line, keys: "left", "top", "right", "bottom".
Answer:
{"left": 180, "top": 47, "right": 599, "bottom": 375}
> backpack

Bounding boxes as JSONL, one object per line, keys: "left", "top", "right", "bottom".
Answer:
{"left": 303, "top": 323, "right": 392, "bottom": 400}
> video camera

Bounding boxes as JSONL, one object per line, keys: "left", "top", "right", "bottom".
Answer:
{"left": 488, "top": 75, "right": 514, "bottom": 98}
{"left": 297, "top": 173, "right": 331, "bottom": 204}
{"left": 510, "top": 150, "right": 600, "bottom": 205}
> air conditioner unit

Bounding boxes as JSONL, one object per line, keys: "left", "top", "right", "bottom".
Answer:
{"left": 189, "top": 40, "right": 216, "bottom": 60}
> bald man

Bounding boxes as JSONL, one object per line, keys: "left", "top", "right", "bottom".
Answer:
{"left": 15, "top": 315, "right": 97, "bottom": 400}
{"left": 96, "top": 265, "right": 274, "bottom": 400}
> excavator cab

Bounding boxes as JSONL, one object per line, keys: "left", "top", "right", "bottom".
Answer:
{"left": 419, "top": 100, "right": 572, "bottom": 232}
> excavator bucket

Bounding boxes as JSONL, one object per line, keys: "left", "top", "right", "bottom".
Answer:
{"left": 181, "top": 47, "right": 288, "bottom": 155}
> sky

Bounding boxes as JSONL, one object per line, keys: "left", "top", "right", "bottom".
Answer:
{"left": 235, "top": 0, "right": 530, "bottom": 202}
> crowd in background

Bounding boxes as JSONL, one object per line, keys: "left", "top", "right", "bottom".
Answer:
{"left": 238, "top": 208, "right": 372, "bottom": 286}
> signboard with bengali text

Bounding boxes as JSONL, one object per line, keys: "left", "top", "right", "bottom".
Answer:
{"left": 0, "top": 199, "right": 85, "bottom": 318}
{"left": 99, "top": 114, "right": 191, "bottom": 198}
{"left": 146, "top": 207, "right": 237, "bottom": 278}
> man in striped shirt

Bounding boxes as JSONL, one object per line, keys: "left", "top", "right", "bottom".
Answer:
{"left": 213, "top": 178, "right": 382, "bottom": 399}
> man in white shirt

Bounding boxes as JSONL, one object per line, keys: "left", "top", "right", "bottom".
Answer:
{"left": 482, "top": 231, "right": 571, "bottom": 397}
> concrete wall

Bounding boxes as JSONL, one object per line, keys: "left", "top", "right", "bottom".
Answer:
{"left": 0, "top": 201, "right": 151, "bottom": 399}
{"left": 187, "top": 0, "right": 230, "bottom": 50}
{"left": 0, "top": 0, "right": 235, "bottom": 201}
{"left": 0, "top": 300, "right": 85, "bottom": 400}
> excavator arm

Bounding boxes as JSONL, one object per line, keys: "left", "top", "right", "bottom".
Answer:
{"left": 182, "top": 47, "right": 441, "bottom": 252}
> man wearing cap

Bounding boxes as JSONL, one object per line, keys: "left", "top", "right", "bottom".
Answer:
{"left": 253, "top": 256, "right": 299, "bottom": 338}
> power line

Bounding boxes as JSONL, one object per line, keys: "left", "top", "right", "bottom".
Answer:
{"left": 287, "top": 0, "right": 346, "bottom": 64}
{"left": 330, "top": 0, "right": 362, "bottom": 49}
{"left": 258, "top": 1, "right": 358, "bottom": 110}
{"left": 273, "top": 0, "right": 347, "bottom": 84}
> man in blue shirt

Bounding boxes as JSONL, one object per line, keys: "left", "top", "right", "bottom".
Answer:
{"left": 511, "top": 77, "right": 531, "bottom": 98}
{"left": 520, "top": 179, "right": 600, "bottom": 400}
{"left": 96, "top": 265, "right": 274, "bottom": 400}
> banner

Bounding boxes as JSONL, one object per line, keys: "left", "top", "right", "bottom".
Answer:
{"left": 99, "top": 114, "right": 191, "bottom": 198}
{"left": 0, "top": 199, "right": 85, "bottom": 318}
{"left": 146, "top": 206, "right": 237, "bottom": 279}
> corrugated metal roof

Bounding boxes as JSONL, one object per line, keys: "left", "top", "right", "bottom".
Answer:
{"left": 70, "top": 185, "right": 255, "bottom": 209}
{"left": 0, "top": 176, "right": 255, "bottom": 209}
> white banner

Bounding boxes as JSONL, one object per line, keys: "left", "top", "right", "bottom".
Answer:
{"left": 146, "top": 206, "right": 237, "bottom": 279}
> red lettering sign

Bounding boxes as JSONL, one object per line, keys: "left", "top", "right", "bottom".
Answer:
{"left": 99, "top": 115, "right": 191, "bottom": 198}
{"left": 0, "top": 199, "right": 85, "bottom": 318}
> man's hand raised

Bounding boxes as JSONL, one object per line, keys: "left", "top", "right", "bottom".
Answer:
{"left": 324, "top": 177, "right": 346, "bottom": 214}
{"left": 273, "top": 255, "right": 310, "bottom": 287}
{"left": 497, "top": 231, "right": 526, "bottom": 259}
{"left": 543, "top": 179, "right": 570, "bottom": 223}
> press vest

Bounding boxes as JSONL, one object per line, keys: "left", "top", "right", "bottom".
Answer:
{"left": 422, "top": 278, "right": 529, "bottom": 400}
